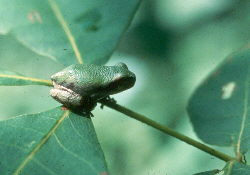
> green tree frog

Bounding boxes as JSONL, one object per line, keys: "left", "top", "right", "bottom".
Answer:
{"left": 50, "top": 63, "right": 136, "bottom": 114}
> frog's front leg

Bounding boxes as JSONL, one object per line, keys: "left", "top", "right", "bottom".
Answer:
{"left": 81, "top": 110, "right": 94, "bottom": 117}
{"left": 59, "top": 96, "right": 96, "bottom": 117}
{"left": 79, "top": 97, "right": 97, "bottom": 117}
{"left": 100, "top": 96, "right": 117, "bottom": 109}
{"left": 68, "top": 103, "right": 96, "bottom": 117}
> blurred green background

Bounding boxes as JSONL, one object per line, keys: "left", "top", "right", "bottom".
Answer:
{"left": 0, "top": 0, "right": 249, "bottom": 174}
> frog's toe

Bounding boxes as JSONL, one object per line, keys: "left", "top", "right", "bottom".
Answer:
{"left": 82, "top": 111, "right": 94, "bottom": 117}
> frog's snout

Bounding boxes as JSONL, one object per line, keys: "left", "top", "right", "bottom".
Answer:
{"left": 51, "top": 71, "right": 69, "bottom": 85}
{"left": 51, "top": 72, "right": 61, "bottom": 82}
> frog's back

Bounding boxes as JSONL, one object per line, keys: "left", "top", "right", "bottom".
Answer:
{"left": 51, "top": 63, "right": 135, "bottom": 99}
{"left": 61, "top": 64, "right": 121, "bottom": 96}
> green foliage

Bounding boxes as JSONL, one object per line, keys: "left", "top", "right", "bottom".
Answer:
{"left": 188, "top": 48, "right": 250, "bottom": 173}
{"left": 193, "top": 162, "right": 250, "bottom": 175}
{"left": 0, "top": 0, "right": 249, "bottom": 174}
{"left": 0, "top": 107, "right": 107, "bottom": 175}
{"left": 0, "top": 69, "right": 51, "bottom": 86}
{"left": 187, "top": 48, "right": 250, "bottom": 155}
{"left": 0, "top": 0, "right": 140, "bottom": 174}
{"left": 193, "top": 169, "right": 220, "bottom": 175}
{"left": 223, "top": 161, "right": 250, "bottom": 175}
{"left": 0, "top": 0, "right": 140, "bottom": 66}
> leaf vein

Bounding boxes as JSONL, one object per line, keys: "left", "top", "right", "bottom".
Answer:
{"left": 235, "top": 73, "right": 250, "bottom": 157}
{"left": 68, "top": 116, "right": 100, "bottom": 155}
{"left": 0, "top": 141, "right": 27, "bottom": 153}
{"left": 47, "top": 0, "right": 83, "bottom": 64}
{"left": 225, "top": 161, "right": 234, "bottom": 175}
{"left": 12, "top": 110, "right": 69, "bottom": 175}
{"left": 6, "top": 123, "right": 44, "bottom": 135}
{"left": 0, "top": 74, "right": 52, "bottom": 86}
{"left": 53, "top": 133, "right": 98, "bottom": 173}
{"left": 32, "top": 158, "right": 57, "bottom": 175}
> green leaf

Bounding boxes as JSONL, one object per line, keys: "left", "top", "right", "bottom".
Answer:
{"left": 187, "top": 48, "right": 250, "bottom": 156}
{"left": 0, "top": 107, "right": 107, "bottom": 175}
{"left": 194, "top": 162, "right": 250, "bottom": 175}
{"left": 193, "top": 169, "right": 220, "bottom": 175}
{"left": 223, "top": 161, "right": 250, "bottom": 175}
{"left": 0, "top": 0, "right": 141, "bottom": 65}
{"left": 0, "top": 69, "right": 52, "bottom": 86}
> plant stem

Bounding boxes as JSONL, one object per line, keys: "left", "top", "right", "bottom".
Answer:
{"left": 99, "top": 98, "right": 237, "bottom": 163}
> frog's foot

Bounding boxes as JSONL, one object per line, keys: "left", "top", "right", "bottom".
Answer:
{"left": 68, "top": 105, "right": 94, "bottom": 118}
{"left": 100, "top": 103, "right": 104, "bottom": 109}
{"left": 106, "top": 96, "right": 117, "bottom": 103}
{"left": 72, "top": 109, "right": 93, "bottom": 118}
{"left": 82, "top": 111, "right": 94, "bottom": 117}
{"left": 100, "top": 96, "right": 117, "bottom": 109}
{"left": 89, "top": 112, "right": 94, "bottom": 117}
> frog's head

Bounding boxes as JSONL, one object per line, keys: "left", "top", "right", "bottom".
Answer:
{"left": 51, "top": 66, "right": 75, "bottom": 88}
{"left": 50, "top": 65, "right": 84, "bottom": 108}
{"left": 107, "top": 62, "right": 136, "bottom": 95}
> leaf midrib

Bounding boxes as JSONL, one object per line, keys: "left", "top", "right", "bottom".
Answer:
{"left": 0, "top": 74, "right": 52, "bottom": 86}
{"left": 13, "top": 110, "right": 70, "bottom": 175}
{"left": 235, "top": 69, "right": 250, "bottom": 157}
{"left": 47, "top": 0, "right": 83, "bottom": 64}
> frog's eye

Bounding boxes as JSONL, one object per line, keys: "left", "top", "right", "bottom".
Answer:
{"left": 115, "top": 62, "right": 128, "bottom": 70}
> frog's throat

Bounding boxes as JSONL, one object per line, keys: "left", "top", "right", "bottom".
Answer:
{"left": 51, "top": 81, "right": 83, "bottom": 105}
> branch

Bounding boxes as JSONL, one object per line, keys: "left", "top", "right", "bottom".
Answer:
{"left": 99, "top": 98, "right": 237, "bottom": 163}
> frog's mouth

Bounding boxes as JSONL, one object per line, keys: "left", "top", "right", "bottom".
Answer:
{"left": 50, "top": 81, "right": 76, "bottom": 99}
{"left": 51, "top": 81, "right": 72, "bottom": 92}
{"left": 50, "top": 81, "right": 83, "bottom": 107}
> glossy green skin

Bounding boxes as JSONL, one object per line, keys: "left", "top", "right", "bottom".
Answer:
{"left": 50, "top": 63, "right": 136, "bottom": 113}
